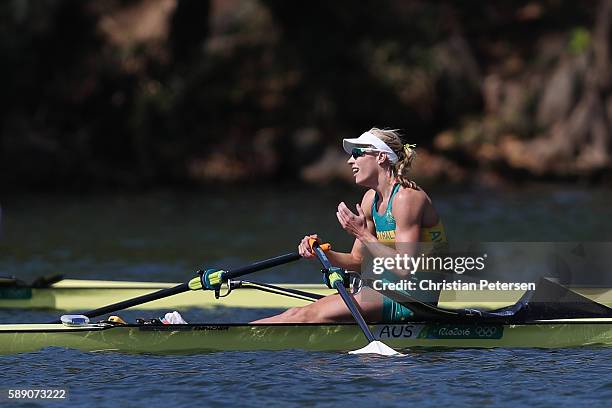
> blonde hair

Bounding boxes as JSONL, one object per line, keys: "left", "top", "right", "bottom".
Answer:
{"left": 368, "top": 127, "right": 417, "bottom": 189}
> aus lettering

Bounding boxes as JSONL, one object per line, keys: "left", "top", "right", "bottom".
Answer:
{"left": 378, "top": 325, "right": 417, "bottom": 339}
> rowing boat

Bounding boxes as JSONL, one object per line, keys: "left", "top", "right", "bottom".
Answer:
{"left": 0, "top": 318, "right": 610, "bottom": 355}
{"left": 2, "top": 277, "right": 611, "bottom": 310}
{"left": 2, "top": 250, "right": 611, "bottom": 355}
{"left": 1, "top": 277, "right": 611, "bottom": 355}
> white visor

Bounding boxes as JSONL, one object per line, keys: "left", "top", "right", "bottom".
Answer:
{"left": 342, "top": 132, "right": 399, "bottom": 163}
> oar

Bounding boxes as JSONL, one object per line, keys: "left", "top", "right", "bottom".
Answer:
{"left": 309, "top": 240, "right": 400, "bottom": 356}
{"left": 50, "top": 248, "right": 327, "bottom": 324}
{"left": 236, "top": 280, "right": 325, "bottom": 302}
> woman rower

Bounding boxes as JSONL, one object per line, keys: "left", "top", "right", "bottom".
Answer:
{"left": 253, "top": 128, "right": 447, "bottom": 323}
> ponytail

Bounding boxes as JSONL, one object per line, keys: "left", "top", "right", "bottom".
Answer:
{"left": 368, "top": 128, "right": 418, "bottom": 189}
{"left": 396, "top": 143, "right": 417, "bottom": 189}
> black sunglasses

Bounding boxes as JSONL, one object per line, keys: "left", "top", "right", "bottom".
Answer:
{"left": 350, "top": 147, "right": 376, "bottom": 159}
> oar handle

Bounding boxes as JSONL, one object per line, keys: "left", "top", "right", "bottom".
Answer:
{"left": 308, "top": 239, "right": 331, "bottom": 253}
{"left": 309, "top": 241, "right": 333, "bottom": 270}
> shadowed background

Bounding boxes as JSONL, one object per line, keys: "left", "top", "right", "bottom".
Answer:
{"left": 1, "top": 4, "right": 612, "bottom": 403}
{"left": 1, "top": 0, "right": 612, "bottom": 284}
{"left": 2, "top": 0, "right": 611, "bottom": 191}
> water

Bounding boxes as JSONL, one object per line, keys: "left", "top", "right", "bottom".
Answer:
{"left": 1, "top": 347, "right": 611, "bottom": 407}
{"left": 1, "top": 184, "right": 611, "bottom": 407}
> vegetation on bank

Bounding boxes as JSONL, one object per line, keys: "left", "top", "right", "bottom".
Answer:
{"left": 1, "top": 0, "right": 610, "bottom": 190}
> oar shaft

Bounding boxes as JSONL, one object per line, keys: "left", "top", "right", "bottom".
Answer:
{"left": 50, "top": 251, "right": 303, "bottom": 323}
{"left": 239, "top": 280, "right": 324, "bottom": 302}
{"left": 224, "top": 253, "right": 301, "bottom": 280}
{"left": 311, "top": 243, "right": 376, "bottom": 342}
{"left": 313, "top": 246, "right": 333, "bottom": 270}
{"left": 84, "top": 283, "right": 189, "bottom": 320}
{"left": 333, "top": 281, "right": 375, "bottom": 343}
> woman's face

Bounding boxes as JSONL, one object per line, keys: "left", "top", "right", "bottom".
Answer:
{"left": 347, "top": 148, "right": 382, "bottom": 187}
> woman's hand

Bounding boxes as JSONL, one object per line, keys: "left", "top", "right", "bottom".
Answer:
{"left": 298, "top": 234, "right": 320, "bottom": 258}
{"left": 336, "top": 202, "right": 373, "bottom": 242}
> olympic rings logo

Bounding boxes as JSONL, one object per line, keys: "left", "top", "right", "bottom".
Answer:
{"left": 475, "top": 326, "right": 497, "bottom": 337}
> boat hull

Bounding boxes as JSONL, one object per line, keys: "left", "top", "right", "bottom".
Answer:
{"left": 1, "top": 320, "right": 611, "bottom": 354}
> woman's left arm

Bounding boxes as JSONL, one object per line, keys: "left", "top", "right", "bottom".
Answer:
{"left": 370, "top": 190, "right": 426, "bottom": 277}
{"left": 391, "top": 189, "right": 426, "bottom": 245}
{"left": 336, "top": 190, "right": 426, "bottom": 277}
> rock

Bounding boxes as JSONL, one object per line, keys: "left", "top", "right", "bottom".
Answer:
{"left": 410, "top": 149, "right": 467, "bottom": 183}
{"left": 483, "top": 74, "right": 503, "bottom": 114}
{"left": 300, "top": 147, "right": 353, "bottom": 184}
{"left": 187, "top": 153, "right": 247, "bottom": 182}
{"left": 97, "top": 0, "right": 176, "bottom": 47}
{"left": 536, "top": 56, "right": 581, "bottom": 127}
{"left": 433, "top": 131, "right": 457, "bottom": 151}
{"left": 252, "top": 128, "right": 279, "bottom": 175}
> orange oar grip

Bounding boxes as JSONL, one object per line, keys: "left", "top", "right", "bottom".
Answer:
{"left": 308, "top": 239, "right": 331, "bottom": 252}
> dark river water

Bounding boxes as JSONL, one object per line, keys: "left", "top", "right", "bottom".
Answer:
{"left": 0, "top": 184, "right": 611, "bottom": 407}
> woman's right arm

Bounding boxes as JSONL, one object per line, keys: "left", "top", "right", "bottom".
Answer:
{"left": 297, "top": 190, "right": 376, "bottom": 272}
{"left": 298, "top": 234, "right": 363, "bottom": 271}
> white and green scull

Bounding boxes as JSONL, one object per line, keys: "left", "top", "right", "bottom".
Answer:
{"left": 2, "top": 249, "right": 611, "bottom": 355}
{"left": 0, "top": 318, "right": 611, "bottom": 355}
